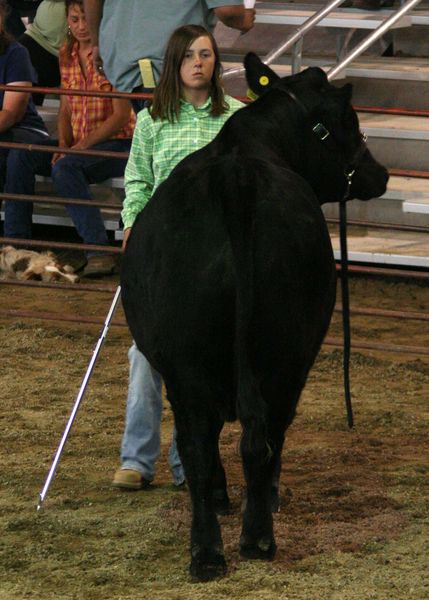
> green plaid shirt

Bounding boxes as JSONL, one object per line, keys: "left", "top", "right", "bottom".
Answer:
{"left": 122, "top": 95, "right": 243, "bottom": 229}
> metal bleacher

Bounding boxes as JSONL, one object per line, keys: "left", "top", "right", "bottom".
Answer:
{"left": 219, "top": 0, "right": 429, "bottom": 268}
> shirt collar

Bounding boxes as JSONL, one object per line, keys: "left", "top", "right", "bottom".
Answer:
{"left": 70, "top": 42, "right": 94, "bottom": 68}
{"left": 180, "top": 96, "right": 212, "bottom": 115}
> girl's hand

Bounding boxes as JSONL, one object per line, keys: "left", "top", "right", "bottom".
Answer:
{"left": 122, "top": 228, "right": 132, "bottom": 251}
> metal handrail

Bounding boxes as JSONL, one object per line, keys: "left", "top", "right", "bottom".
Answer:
{"left": 327, "top": 0, "right": 422, "bottom": 80}
{"left": 0, "top": 140, "right": 128, "bottom": 159}
{"left": 0, "top": 83, "right": 152, "bottom": 101}
{"left": 223, "top": 0, "right": 422, "bottom": 80}
{"left": 223, "top": 0, "right": 348, "bottom": 79}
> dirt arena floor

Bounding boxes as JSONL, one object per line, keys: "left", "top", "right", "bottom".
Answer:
{"left": 1, "top": 273, "right": 428, "bottom": 599}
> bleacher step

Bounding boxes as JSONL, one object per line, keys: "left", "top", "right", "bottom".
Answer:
{"left": 254, "top": 4, "right": 413, "bottom": 29}
{"left": 359, "top": 113, "right": 429, "bottom": 140}
{"left": 221, "top": 57, "right": 429, "bottom": 85}
{"left": 384, "top": 174, "right": 429, "bottom": 201}
{"left": 330, "top": 227, "right": 429, "bottom": 268}
{"left": 402, "top": 198, "right": 429, "bottom": 214}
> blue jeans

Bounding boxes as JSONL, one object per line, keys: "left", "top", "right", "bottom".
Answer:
{"left": 3, "top": 138, "right": 131, "bottom": 251}
{"left": 0, "top": 126, "right": 49, "bottom": 192}
{"left": 121, "top": 344, "right": 185, "bottom": 486}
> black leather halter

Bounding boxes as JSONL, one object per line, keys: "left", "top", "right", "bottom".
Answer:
{"left": 279, "top": 86, "right": 368, "bottom": 201}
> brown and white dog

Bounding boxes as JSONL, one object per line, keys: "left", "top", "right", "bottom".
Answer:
{"left": 0, "top": 246, "right": 79, "bottom": 283}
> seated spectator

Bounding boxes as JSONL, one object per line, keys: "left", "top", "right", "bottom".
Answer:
{"left": 0, "top": 0, "right": 48, "bottom": 191}
{"left": 19, "top": 0, "right": 68, "bottom": 105}
{"left": 3, "top": 0, "right": 135, "bottom": 277}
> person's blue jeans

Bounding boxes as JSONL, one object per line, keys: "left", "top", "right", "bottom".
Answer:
{"left": 3, "top": 138, "right": 131, "bottom": 252}
{"left": 0, "top": 126, "right": 49, "bottom": 193}
{"left": 121, "top": 343, "right": 185, "bottom": 486}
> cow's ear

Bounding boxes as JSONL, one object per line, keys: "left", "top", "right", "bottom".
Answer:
{"left": 300, "top": 66, "right": 330, "bottom": 91}
{"left": 330, "top": 82, "right": 354, "bottom": 106}
{"left": 244, "top": 52, "right": 279, "bottom": 97}
{"left": 339, "top": 83, "right": 353, "bottom": 102}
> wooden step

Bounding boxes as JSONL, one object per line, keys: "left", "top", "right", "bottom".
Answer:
{"left": 402, "top": 197, "right": 429, "bottom": 214}
{"left": 221, "top": 56, "right": 429, "bottom": 83}
{"left": 330, "top": 227, "right": 429, "bottom": 268}
{"left": 358, "top": 112, "right": 429, "bottom": 140}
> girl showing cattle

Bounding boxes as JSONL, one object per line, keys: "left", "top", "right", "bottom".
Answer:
{"left": 112, "top": 25, "right": 243, "bottom": 491}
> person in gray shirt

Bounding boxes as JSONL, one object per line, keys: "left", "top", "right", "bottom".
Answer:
{"left": 83, "top": 0, "right": 255, "bottom": 112}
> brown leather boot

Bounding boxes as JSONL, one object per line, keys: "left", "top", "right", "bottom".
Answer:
{"left": 112, "top": 468, "right": 151, "bottom": 490}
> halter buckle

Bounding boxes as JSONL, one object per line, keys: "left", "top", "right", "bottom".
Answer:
{"left": 313, "top": 122, "right": 330, "bottom": 141}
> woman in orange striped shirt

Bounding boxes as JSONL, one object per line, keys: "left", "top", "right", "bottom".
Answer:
{"left": 4, "top": 0, "right": 135, "bottom": 277}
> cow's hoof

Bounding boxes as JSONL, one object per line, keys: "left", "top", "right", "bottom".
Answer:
{"left": 239, "top": 536, "right": 277, "bottom": 561}
{"left": 190, "top": 548, "right": 227, "bottom": 582}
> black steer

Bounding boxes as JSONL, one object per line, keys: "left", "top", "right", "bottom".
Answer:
{"left": 121, "top": 54, "right": 388, "bottom": 581}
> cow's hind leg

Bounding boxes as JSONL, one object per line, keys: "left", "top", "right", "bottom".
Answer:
{"left": 213, "top": 428, "right": 230, "bottom": 515}
{"left": 239, "top": 383, "right": 297, "bottom": 559}
{"left": 239, "top": 428, "right": 281, "bottom": 561}
{"left": 270, "top": 453, "right": 282, "bottom": 513}
{"left": 172, "top": 392, "right": 227, "bottom": 581}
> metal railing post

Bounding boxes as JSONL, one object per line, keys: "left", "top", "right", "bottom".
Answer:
{"left": 223, "top": 0, "right": 348, "bottom": 79}
{"left": 291, "top": 38, "right": 304, "bottom": 74}
{"left": 223, "top": 0, "right": 422, "bottom": 82}
{"left": 327, "top": 0, "right": 422, "bottom": 80}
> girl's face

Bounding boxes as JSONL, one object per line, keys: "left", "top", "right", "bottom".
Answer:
{"left": 67, "top": 4, "right": 91, "bottom": 44}
{"left": 180, "top": 36, "right": 216, "bottom": 95}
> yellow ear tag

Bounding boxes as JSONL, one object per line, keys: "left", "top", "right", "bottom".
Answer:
{"left": 246, "top": 88, "right": 258, "bottom": 101}
{"left": 259, "top": 75, "right": 269, "bottom": 86}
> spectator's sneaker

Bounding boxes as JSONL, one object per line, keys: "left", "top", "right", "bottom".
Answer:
{"left": 112, "top": 468, "right": 151, "bottom": 490}
{"left": 82, "top": 255, "right": 116, "bottom": 278}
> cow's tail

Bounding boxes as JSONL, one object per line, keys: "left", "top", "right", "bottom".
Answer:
{"left": 222, "top": 157, "right": 270, "bottom": 463}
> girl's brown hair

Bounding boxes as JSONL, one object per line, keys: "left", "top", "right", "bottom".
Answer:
{"left": 150, "top": 24, "right": 228, "bottom": 122}
{"left": 64, "top": 0, "right": 84, "bottom": 60}
{"left": 0, "top": 0, "right": 12, "bottom": 55}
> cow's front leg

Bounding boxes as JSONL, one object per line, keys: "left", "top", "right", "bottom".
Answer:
{"left": 174, "top": 404, "right": 227, "bottom": 581}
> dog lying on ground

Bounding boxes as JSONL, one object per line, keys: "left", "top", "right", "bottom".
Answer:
{"left": 0, "top": 246, "right": 79, "bottom": 283}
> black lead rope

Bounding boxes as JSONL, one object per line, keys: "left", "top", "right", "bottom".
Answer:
{"left": 339, "top": 175, "right": 354, "bottom": 429}
{"left": 279, "top": 85, "right": 360, "bottom": 427}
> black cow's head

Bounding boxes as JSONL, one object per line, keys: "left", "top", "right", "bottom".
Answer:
{"left": 244, "top": 53, "right": 389, "bottom": 204}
